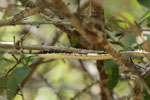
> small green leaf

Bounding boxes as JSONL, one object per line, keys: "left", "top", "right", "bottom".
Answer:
{"left": 102, "top": 60, "right": 118, "bottom": 71}
{"left": 0, "top": 67, "right": 30, "bottom": 100}
{"left": 137, "top": 0, "right": 150, "bottom": 9}
{"left": 70, "top": 37, "right": 81, "bottom": 48}
{"left": 0, "top": 67, "right": 30, "bottom": 99}
{"left": 24, "top": 56, "right": 34, "bottom": 65}
{"left": 6, "top": 67, "right": 30, "bottom": 99}
{"left": 102, "top": 60, "right": 119, "bottom": 90}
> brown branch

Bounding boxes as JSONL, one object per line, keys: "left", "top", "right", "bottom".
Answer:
{"left": 39, "top": 9, "right": 94, "bottom": 49}
{"left": 0, "top": 42, "right": 88, "bottom": 51}
{"left": 0, "top": 20, "right": 70, "bottom": 27}
{"left": 41, "top": 7, "right": 93, "bottom": 49}
{"left": 18, "top": 85, "right": 25, "bottom": 100}
{"left": 0, "top": 1, "right": 51, "bottom": 27}
{"left": 0, "top": 42, "right": 100, "bottom": 54}
{"left": 50, "top": 0, "right": 150, "bottom": 96}
{"left": 19, "top": 0, "right": 35, "bottom": 8}
{"left": 90, "top": 0, "right": 112, "bottom": 99}
{"left": 133, "top": 82, "right": 144, "bottom": 100}
{"left": 56, "top": 25, "right": 94, "bottom": 49}
{"left": 1, "top": 0, "right": 149, "bottom": 99}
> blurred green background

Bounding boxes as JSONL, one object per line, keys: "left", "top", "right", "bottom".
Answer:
{"left": 0, "top": 0, "right": 149, "bottom": 100}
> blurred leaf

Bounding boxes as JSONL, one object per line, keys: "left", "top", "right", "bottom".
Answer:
{"left": 0, "top": 57, "right": 14, "bottom": 83}
{"left": 102, "top": 60, "right": 119, "bottom": 90}
{"left": 137, "top": 0, "right": 150, "bottom": 9}
{"left": 138, "top": 11, "right": 150, "bottom": 24}
{"left": 70, "top": 37, "right": 81, "bottom": 48}
{"left": 0, "top": 78, "right": 7, "bottom": 94}
{"left": 6, "top": 66, "right": 30, "bottom": 99}
{"left": 144, "top": 89, "right": 150, "bottom": 100}
{"left": 35, "top": 87, "right": 58, "bottom": 100}
{"left": 0, "top": 96, "right": 8, "bottom": 100}
{"left": 107, "top": 32, "right": 119, "bottom": 42}
{"left": 123, "top": 32, "right": 137, "bottom": 48}
{"left": 0, "top": 67, "right": 30, "bottom": 100}
{"left": 102, "top": 60, "right": 118, "bottom": 71}
{"left": 24, "top": 56, "right": 34, "bottom": 65}
{"left": 122, "top": 12, "right": 135, "bottom": 24}
{"left": 106, "top": 17, "right": 124, "bottom": 32}
{"left": 143, "top": 75, "right": 150, "bottom": 100}
{"left": 147, "top": 16, "right": 150, "bottom": 27}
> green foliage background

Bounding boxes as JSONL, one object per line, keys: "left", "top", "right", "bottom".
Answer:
{"left": 0, "top": 0, "right": 150, "bottom": 100}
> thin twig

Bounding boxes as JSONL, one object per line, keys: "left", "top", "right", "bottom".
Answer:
{"left": 0, "top": 42, "right": 99, "bottom": 53}
{"left": 37, "top": 72, "right": 62, "bottom": 100}
{"left": 14, "top": 27, "right": 63, "bottom": 98}
{"left": 0, "top": 20, "right": 70, "bottom": 27}
{"left": 19, "top": 84, "right": 25, "bottom": 100}
{"left": 0, "top": 56, "right": 24, "bottom": 81}
{"left": 71, "top": 81, "right": 100, "bottom": 100}
{"left": 0, "top": 2, "right": 51, "bottom": 27}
